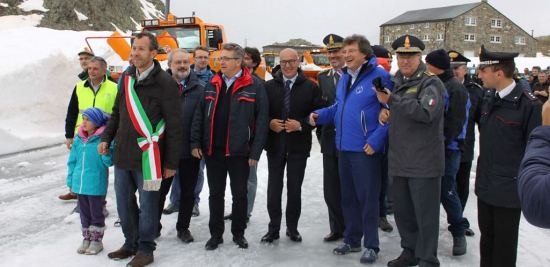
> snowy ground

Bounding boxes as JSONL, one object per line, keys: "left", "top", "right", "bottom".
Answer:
{"left": 1, "top": 11, "right": 550, "bottom": 267}
{"left": 1, "top": 140, "right": 550, "bottom": 267}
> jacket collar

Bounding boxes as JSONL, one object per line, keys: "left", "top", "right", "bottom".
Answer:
{"left": 211, "top": 67, "right": 253, "bottom": 94}
{"left": 273, "top": 68, "right": 308, "bottom": 85}
{"left": 341, "top": 56, "right": 378, "bottom": 85}
{"left": 128, "top": 60, "right": 162, "bottom": 86}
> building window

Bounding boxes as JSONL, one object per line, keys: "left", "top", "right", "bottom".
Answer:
{"left": 515, "top": 36, "right": 526, "bottom": 45}
{"left": 424, "top": 23, "right": 430, "bottom": 28}
{"left": 490, "top": 35, "right": 502, "bottom": 43}
{"left": 436, "top": 33, "right": 444, "bottom": 41}
{"left": 464, "top": 34, "right": 476, "bottom": 42}
{"left": 422, "top": 34, "right": 430, "bottom": 41}
{"left": 384, "top": 36, "right": 391, "bottom": 43}
{"left": 410, "top": 24, "right": 415, "bottom": 29}
{"left": 491, "top": 19, "right": 502, "bottom": 28}
{"left": 464, "top": 17, "right": 477, "bottom": 26}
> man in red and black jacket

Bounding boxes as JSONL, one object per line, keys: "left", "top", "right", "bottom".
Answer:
{"left": 260, "top": 48, "right": 324, "bottom": 244}
{"left": 190, "top": 43, "right": 269, "bottom": 250}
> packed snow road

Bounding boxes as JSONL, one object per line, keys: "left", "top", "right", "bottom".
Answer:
{"left": 0, "top": 142, "right": 549, "bottom": 267}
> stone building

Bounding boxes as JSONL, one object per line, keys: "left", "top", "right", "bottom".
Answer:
{"left": 379, "top": 0, "right": 537, "bottom": 56}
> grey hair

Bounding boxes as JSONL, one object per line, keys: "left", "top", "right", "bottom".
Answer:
{"left": 167, "top": 48, "right": 189, "bottom": 65}
{"left": 89, "top": 56, "right": 107, "bottom": 70}
{"left": 222, "top": 43, "right": 245, "bottom": 60}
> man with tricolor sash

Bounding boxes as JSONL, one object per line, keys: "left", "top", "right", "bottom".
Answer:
{"left": 99, "top": 32, "right": 183, "bottom": 267}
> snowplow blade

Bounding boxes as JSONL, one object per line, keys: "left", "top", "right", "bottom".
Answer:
{"left": 107, "top": 31, "right": 131, "bottom": 61}
{"left": 155, "top": 31, "right": 178, "bottom": 61}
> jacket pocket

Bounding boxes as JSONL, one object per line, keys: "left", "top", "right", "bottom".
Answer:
{"left": 238, "top": 96, "right": 256, "bottom": 103}
{"left": 360, "top": 111, "right": 368, "bottom": 137}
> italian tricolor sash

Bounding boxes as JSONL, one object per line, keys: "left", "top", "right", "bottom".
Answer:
{"left": 124, "top": 75, "right": 165, "bottom": 191}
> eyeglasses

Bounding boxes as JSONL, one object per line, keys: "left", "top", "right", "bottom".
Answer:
{"left": 280, "top": 59, "right": 298, "bottom": 66}
{"left": 218, "top": 57, "right": 240, "bottom": 62}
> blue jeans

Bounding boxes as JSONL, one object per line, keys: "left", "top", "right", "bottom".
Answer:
{"left": 169, "top": 172, "right": 181, "bottom": 206}
{"left": 194, "top": 159, "right": 205, "bottom": 204}
{"left": 339, "top": 151, "right": 381, "bottom": 251}
{"left": 441, "top": 149, "right": 469, "bottom": 237}
{"left": 170, "top": 158, "right": 205, "bottom": 206}
{"left": 247, "top": 164, "right": 257, "bottom": 217}
{"left": 114, "top": 167, "right": 160, "bottom": 254}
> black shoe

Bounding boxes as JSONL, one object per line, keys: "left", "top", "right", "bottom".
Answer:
{"left": 192, "top": 203, "right": 200, "bottom": 217}
{"left": 452, "top": 235, "right": 467, "bottom": 256}
{"left": 177, "top": 229, "right": 194, "bottom": 243}
{"left": 286, "top": 230, "right": 302, "bottom": 242}
{"left": 223, "top": 213, "right": 232, "bottom": 220}
{"left": 233, "top": 236, "right": 249, "bottom": 249}
{"left": 162, "top": 203, "right": 178, "bottom": 215}
{"left": 379, "top": 217, "right": 394, "bottom": 232}
{"left": 260, "top": 232, "right": 280, "bottom": 243}
{"left": 464, "top": 228, "right": 475, "bottom": 236}
{"left": 205, "top": 236, "right": 223, "bottom": 250}
{"left": 323, "top": 232, "right": 342, "bottom": 242}
{"left": 387, "top": 248, "right": 419, "bottom": 267}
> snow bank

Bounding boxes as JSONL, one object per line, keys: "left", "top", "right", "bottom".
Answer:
{"left": 18, "top": 0, "right": 48, "bottom": 12}
{"left": 0, "top": 14, "right": 43, "bottom": 30}
{"left": 0, "top": 26, "right": 116, "bottom": 155}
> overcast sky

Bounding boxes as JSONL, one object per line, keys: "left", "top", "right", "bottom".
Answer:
{"left": 171, "top": 0, "right": 550, "bottom": 49}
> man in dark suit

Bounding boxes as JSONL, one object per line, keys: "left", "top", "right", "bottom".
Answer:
{"left": 260, "top": 48, "right": 323, "bottom": 243}
{"left": 316, "top": 34, "right": 346, "bottom": 242}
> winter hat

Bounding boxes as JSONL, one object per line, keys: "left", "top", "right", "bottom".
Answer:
{"left": 425, "top": 49, "right": 450, "bottom": 70}
{"left": 82, "top": 108, "right": 109, "bottom": 127}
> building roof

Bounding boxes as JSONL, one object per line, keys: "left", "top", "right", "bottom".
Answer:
{"left": 381, "top": 2, "right": 481, "bottom": 26}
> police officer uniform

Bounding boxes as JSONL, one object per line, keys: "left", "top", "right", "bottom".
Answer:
{"left": 317, "top": 34, "right": 346, "bottom": 242}
{"left": 475, "top": 45, "right": 542, "bottom": 267}
{"left": 387, "top": 35, "right": 446, "bottom": 267}
{"left": 449, "top": 51, "right": 483, "bottom": 229}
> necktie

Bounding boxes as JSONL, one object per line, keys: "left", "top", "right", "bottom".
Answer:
{"left": 178, "top": 83, "right": 184, "bottom": 96}
{"left": 283, "top": 80, "right": 292, "bottom": 118}
{"left": 334, "top": 71, "right": 340, "bottom": 86}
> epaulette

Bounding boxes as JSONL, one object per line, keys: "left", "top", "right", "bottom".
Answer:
{"left": 423, "top": 71, "right": 435, "bottom": 77}
{"left": 319, "top": 68, "right": 331, "bottom": 74}
{"left": 523, "top": 90, "right": 538, "bottom": 101}
{"left": 317, "top": 69, "right": 331, "bottom": 78}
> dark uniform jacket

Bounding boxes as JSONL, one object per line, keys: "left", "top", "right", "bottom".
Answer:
{"left": 438, "top": 69, "right": 468, "bottom": 148}
{"left": 460, "top": 76, "right": 484, "bottom": 163}
{"left": 316, "top": 68, "right": 340, "bottom": 156}
{"left": 475, "top": 83, "right": 542, "bottom": 208}
{"left": 166, "top": 70, "right": 205, "bottom": 159}
{"left": 388, "top": 63, "right": 446, "bottom": 178}
{"left": 190, "top": 68, "right": 269, "bottom": 160}
{"left": 102, "top": 60, "right": 183, "bottom": 171}
{"left": 264, "top": 70, "right": 323, "bottom": 156}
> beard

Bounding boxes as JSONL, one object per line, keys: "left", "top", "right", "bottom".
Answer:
{"left": 174, "top": 69, "right": 190, "bottom": 81}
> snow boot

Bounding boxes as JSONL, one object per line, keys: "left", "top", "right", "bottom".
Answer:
{"left": 127, "top": 252, "right": 154, "bottom": 267}
{"left": 379, "top": 216, "right": 394, "bottom": 232}
{"left": 77, "top": 228, "right": 90, "bottom": 254}
{"left": 452, "top": 235, "right": 467, "bottom": 256}
{"left": 85, "top": 225, "right": 104, "bottom": 255}
{"left": 192, "top": 203, "right": 200, "bottom": 217}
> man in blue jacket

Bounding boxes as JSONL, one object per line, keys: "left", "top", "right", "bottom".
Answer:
{"left": 518, "top": 100, "right": 550, "bottom": 229}
{"left": 310, "top": 34, "right": 392, "bottom": 264}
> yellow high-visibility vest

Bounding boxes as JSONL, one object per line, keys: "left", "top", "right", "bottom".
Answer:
{"left": 75, "top": 78, "right": 117, "bottom": 132}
